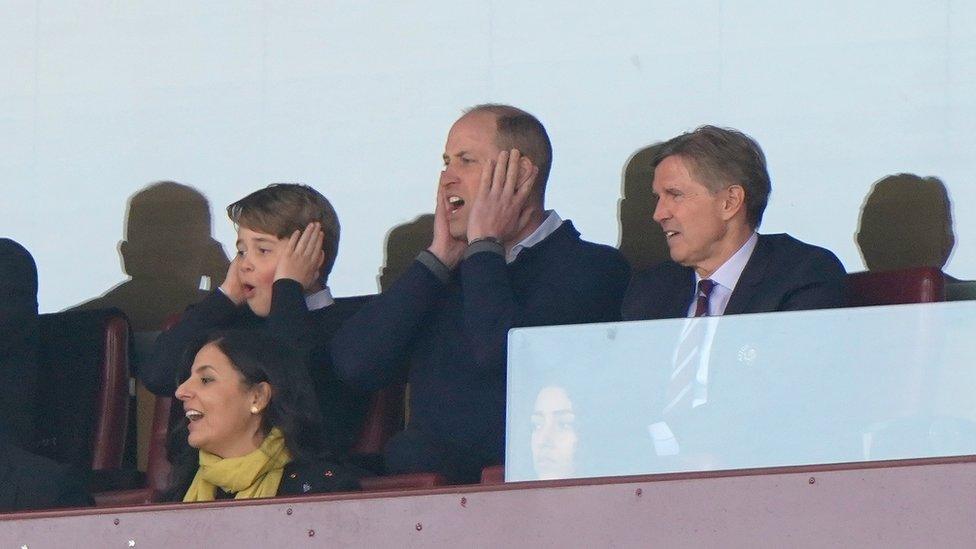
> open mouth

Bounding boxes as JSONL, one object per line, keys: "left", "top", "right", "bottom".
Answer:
{"left": 186, "top": 409, "right": 204, "bottom": 422}
{"left": 664, "top": 230, "right": 679, "bottom": 240}
{"left": 448, "top": 195, "right": 465, "bottom": 213}
{"left": 242, "top": 284, "right": 256, "bottom": 298}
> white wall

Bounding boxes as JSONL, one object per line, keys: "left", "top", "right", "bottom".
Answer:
{"left": 1, "top": 1, "right": 973, "bottom": 312}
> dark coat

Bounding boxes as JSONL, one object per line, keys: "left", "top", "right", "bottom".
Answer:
{"left": 0, "top": 441, "right": 93, "bottom": 512}
{"left": 332, "top": 221, "right": 631, "bottom": 482}
{"left": 622, "top": 233, "right": 847, "bottom": 320}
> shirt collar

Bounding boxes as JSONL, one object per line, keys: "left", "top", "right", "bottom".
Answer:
{"left": 508, "top": 210, "right": 563, "bottom": 263}
{"left": 304, "top": 286, "right": 334, "bottom": 311}
{"left": 695, "top": 232, "right": 758, "bottom": 292}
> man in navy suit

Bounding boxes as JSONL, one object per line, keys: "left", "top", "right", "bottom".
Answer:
{"left": 622, "top": 126, "right": 846, "bottom": 320}
{"left": 620, "top": 126, "right": 847, "bottom": 469}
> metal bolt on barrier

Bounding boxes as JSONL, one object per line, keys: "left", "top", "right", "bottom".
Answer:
{"left": 308, "top": 529, "right": 315, "bottom": 537}
{"left": 460, "top": 497, "right": 467, "bottom": 507}
{"left": 286, "top": 508, "right": 293, "bottom": 516}
{"left": 416, "top": 523, "right": 423, "bottom": 531}
{"left": 113, "top": 518, "right": 120, "bottom": 526}
{"left": 808, "top": 477, "right": 816, "bottom": 484}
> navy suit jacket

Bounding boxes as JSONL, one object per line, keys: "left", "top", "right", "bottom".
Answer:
{"left": 622, "top": 233, "right": 848, "bottom": 320}
{"left": 621, "top": 233, "right": 848, "bottom": 469}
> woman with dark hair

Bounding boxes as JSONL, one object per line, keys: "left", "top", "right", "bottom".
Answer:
{"left": 165, "top": 330, "right": 359, "bottom": 501}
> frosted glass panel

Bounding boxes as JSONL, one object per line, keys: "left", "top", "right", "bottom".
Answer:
{"left": 506, "top": 302, "right": 976, "bottom": 481}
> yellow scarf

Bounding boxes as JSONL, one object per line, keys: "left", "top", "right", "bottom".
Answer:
{"left": 183, "top": 427, "right": 292, "bottom": 502}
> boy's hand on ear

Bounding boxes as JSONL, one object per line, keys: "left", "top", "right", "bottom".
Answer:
{"left": 218, "top": 258, "right": 246, "bottom": 305}
{"left": 467, "top": 148, "right": 538, "bottom": 244}
{"left": 274, "top": 222, "right": 326, "bottom": 291}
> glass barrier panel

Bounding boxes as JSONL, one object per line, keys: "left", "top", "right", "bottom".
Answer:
{"left": 505, "top": 301, "right": 976, "bottom": 481}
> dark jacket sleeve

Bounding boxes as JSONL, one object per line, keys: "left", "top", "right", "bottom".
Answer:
{"left": 458, "top": 246, "right": 630, "bottom": 376}
{"left": 331, "top": 260, "right": 444, "bottom": 390}
{"left": 265, "top": 279, "right": 344, "bottom": 352}
{"left": 142, "top": 289, "right": 241, "bottom": 395}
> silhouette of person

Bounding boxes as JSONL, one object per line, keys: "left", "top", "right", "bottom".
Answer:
{"left": 70, "top": 181, "right": 229, "bottom": 471}
{"left": 377, "top": 214, "right": 435, "bottom": 292}
{"left": 71, "top": 181, "right": 229, "bottom": 331}
{"left": 618, "top": 144, "right": 671, "bottom": 274}
{"left": 856, "top": 174, "right": 956, "bottom": 276}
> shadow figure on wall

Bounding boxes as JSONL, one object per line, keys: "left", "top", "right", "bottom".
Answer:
{"left": 856, "top": 173, "right": 955, "bottom": 275}
{"left": 618, "top": 144, "right": 670, "bottom": 274}
{"left": 377, "top": 214, "right": 435, "bottom": 292}
{"left": 70, "top": 181, "right": 229, "bottom": 331}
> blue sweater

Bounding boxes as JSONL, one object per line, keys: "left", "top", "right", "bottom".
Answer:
{"left": 332, "top": 221, "right": 630, "bottom": 472}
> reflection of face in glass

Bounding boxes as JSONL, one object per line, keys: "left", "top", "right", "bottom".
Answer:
{"left": 531, "top": 386, "right": 578, "bottom": 480}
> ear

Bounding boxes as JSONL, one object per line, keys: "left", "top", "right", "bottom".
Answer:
{"left": 249, "top": 381, "right": 272, "bottom": 414}
{"left": 720, "top": 185, "right": 745, "bottom": 221}
{"left": 517, "top": 156, "right": 538, "bottom": 189}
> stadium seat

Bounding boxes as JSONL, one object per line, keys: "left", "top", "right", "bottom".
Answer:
{"left": 349, "top": 384, "right": 405, "bottom": 474}
{"left": 846, "top": 267, "right": 946, "bottom": 307}
{"left": 480, "top": 465, "right": 504, "bottom": 485}
{"left": 34, "top": 308, "right": 132, "bottom": 472}
{"left": 93, "top": 395, "right": 173, "bottom": 506}
{"left": 359, "top": 472, "right": 446, "bottom": 491}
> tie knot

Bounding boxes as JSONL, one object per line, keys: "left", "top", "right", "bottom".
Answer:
{"left": 698, "top": 279, "right": 715, "bottom": 298}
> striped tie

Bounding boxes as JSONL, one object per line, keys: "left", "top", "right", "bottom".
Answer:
{"left": 663, "top": 279, "right": 715, "bottom": 415}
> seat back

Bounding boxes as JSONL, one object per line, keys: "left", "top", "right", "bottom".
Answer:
{"left": 350, "top": 384, "right": 406, "bottom": 456}
{"left": 34, "top": 308, "right": 132, "bottom": 470}
{"left": 846, "top": 267, "right": 946, "bottom": 307}
{"left": 145, "top": 395, "right": 174, "bottom": 498}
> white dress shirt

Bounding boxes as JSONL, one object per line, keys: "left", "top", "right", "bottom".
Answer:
{"left": 508, "top": 210, "right": 563, "bottom": 263}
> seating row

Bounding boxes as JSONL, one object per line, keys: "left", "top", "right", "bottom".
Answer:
{"left": 33, "top": 266, "right": 958, "bottom": 505}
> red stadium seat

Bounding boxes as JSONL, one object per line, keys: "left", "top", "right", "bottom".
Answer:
{"left": 35, "top": 308, "right": 132, "bottom": 471}
{"left": 94, "top": 395, "right": 173, "bottom": 506}
{"left": 480, "top": 465, "right": 504, "bottom": 485}
{"left": 846, "top": 267, "right": 946, "bottom": 307}
{"left": 359, "top": 472, "right": 446, "bottom": 492}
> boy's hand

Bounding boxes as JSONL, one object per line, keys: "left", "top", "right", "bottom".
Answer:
{"left": 218, "top": 257, "right": 246, "bottom": 305}
{"left": 274, "top": 222, "right": 325, "bottom": 291}
{"left": 466, "top": 149, "right": 538, "bottom": 244}
{"left": 427, "top": 185, "right": 467, "bottom": 269}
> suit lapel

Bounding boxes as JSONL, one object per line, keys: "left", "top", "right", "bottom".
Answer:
{"left": 724, "top": 235, "right": 770, "bottom": 315}
{"left": 668, "top": 267, "right": 696, "bottom": 318}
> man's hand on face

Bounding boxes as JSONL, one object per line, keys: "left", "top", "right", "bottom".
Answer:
{"left": 219, "top": 257, "right": 246, "bottom": 305}
{"left": 467, "top": 148, "right": 538, "bottom": 245}
{"left": 274, "top": 222, "right": 326, "bottom": 291}
{"left": 427, "top": 185, "right": 468, "bottom": 269}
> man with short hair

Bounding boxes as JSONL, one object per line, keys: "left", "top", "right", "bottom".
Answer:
{"left": 333, "top": 104, "right": 630, "bottom": 483}
{"left": 622, "top": 126, "right": 846, "bottom": 320}
{"left": 621, "top": 126, "right": 846, "bottom": 467}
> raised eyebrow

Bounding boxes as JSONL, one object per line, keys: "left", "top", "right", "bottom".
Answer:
{"left": 192, "top": 364, "right": 217, "bottom": 375}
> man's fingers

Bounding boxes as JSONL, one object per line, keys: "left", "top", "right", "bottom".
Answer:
{"left": 479, "top": 158, "right": 495, "bottom": 199}
{"left": 490, "top": 150, "right": 509, "bottom": 197}
{"left": 503, "top": 149, "right": 520, "bottom": 195}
